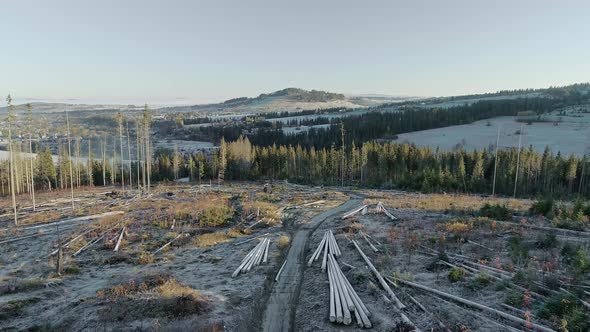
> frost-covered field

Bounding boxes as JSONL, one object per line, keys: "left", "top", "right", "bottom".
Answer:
{"left": 155, "top": 139, "right": 215, "bottom": 153}
{"left": 282, "top": 124, "right": 331, "bottom": 134}
{"left": 396, "top": 112, "right": 590, "bottom": 156}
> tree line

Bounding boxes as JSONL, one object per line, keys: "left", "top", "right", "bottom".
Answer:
{"left": 1, "top": 95, "right": 154, "bottom": 225}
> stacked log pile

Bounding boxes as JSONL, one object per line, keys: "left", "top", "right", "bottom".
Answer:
{"left": 309, "top": 230, "right": 372, "bottom": 328}
{"left": 232, "top": 237, "right": 271, "bottom": 278}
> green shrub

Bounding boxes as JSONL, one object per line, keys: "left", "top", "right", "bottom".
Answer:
{"left": 505, "top": 290, "right": 524, "bottom": 307}
{"left": 468, "top": 272, "right": 492, "bottom": 290}
{"left": 64, "top": 265, "right": 80, "bottom": 275}
{"left": 507, "top": 236, "right": 530, "bottom": 265}
{"left": 571, "top": 247, "right": 590, "bottom": 277}
{"left": 447, "top": 267, "right": 465, "bottom": 283}
{"left": 197, "top": 206, "right": 234, "bottom": 227}
{"left": 530, "top": 198, "right": 555, "bottom": 217}
{"left": 479, "top": 203, "right": 512, "bottom": 221}
{"left": 538, "top": 294, "right": 589, "bottom": 332}
{"left": 552, "top": 218, "right": 588, "bottom": 231}
{"left": 535, "top": 233, "right": 559, "bottom": 249}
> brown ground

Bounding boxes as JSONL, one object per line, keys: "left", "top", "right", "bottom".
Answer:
{"left": 1, "top": 185, "right": 589, "bottom": 331}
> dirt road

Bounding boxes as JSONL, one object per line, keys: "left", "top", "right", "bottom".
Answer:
{"left": 261, "top": 196, "right": 362, "bottom": 332}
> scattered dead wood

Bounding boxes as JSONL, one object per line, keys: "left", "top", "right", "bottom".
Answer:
{"left": 152, "top": 233, "right": 185, "bottom": 255}
{"left": 351, "top": 240, "right": 421, "bottom": 330}
{"left": 113, "top": 227, "right": 126, "bottom": 252}
{"left": 18, "top": 211, "right": 124, "bottom": 231}
{"left": 361, "top": 232, "right": 379, "bottom": 253}
{"left": 375, "top": 202, "right": 397, "bottom": 220}
{"left": 342, "top": 205, "right": 368, "bottom": 219}
{"left": 275, "top": 258, "right": 287, "bottom": 282}
{"left": 467, "top": 239, "right": 493, "bottom": 251}
{"left": 391, "top": 277, "right": 555, "bottom": 332}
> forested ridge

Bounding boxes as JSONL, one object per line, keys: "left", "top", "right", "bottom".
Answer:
{"left": 190, "top": 95, "right": 583, "bottom": 149}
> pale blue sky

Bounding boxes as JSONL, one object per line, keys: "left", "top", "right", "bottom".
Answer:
{"left": 1, "top": 0, "right": 589, "bottom": 105}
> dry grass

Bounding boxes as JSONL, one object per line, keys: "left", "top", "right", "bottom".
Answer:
{"left": 96, "top": 273, "right": 209, "bottom": 320}
{"left": 227, "top": 227, "right": 247, "bottom": 237}
{"left": 243, "top": 200, "right": 281, "bottom": 219}
{"left": 154, "top": 279, "right": 201, "bottom": 299}
{"left": 365, "top": 193, "right": 531, "bottom": 214}
{"left": 20, "top": 210, "right": 61, "bottom": 225}
{"left": 97, "top": 274, "right": 196, "bottom": 300}
{"left": 137, "top": 252, "right": 154, "bottom": 264}
{"left": 95, "top": 214, "right": 124, "bottom": 231}
{"left": 277, "top": 235, "right": 290, "bottom": 249}
{"left": 193, "top": 232, "right": 231, "bottom": 248}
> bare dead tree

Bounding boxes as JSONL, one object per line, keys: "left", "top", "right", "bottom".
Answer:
{"left": 6, "top": 95, "right": 18, "bottom": 224}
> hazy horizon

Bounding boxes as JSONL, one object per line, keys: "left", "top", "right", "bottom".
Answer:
{"left": 2, "top": 0, "right": 590, "bottom": 104}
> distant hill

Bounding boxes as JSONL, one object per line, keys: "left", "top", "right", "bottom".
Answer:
{"left": 160, "top": 88, "right": 396, "bottom": 114}
{"left": 2, "top": 83, "right": 589, "bottom": 115}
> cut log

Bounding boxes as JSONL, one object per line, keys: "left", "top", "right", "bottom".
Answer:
{"left": 234, "top": 232, "right": 270, "bottom": 246}
{"left": 329, "top": 258, "right": 351, "bottom": 324}
{"left": 333, "top": 256, "right": 372, "bottom": 323}
{"left": 153, "top": 233, "right": 184, "bottom": 255}
{"left": 342, "top": 205, "right": 368, "bottom": 219}
{"left": 321, "top": 236, "right": 329, "bottom": 272}
{"left": 328, "top": 260, "right": 336, "bottom": 322}
{"left": 467, "top": 239, "right": 493, "bottom": 251}
{"left": 275, "top": 258, "right": 287, "bottom": 282}
{"left": 376, "top": 202, "right": 397, "bottom": 220}
{"left": 362, "top": 233, "right": 379, "bottom": 253}
{"left": 308, "top": 233, "right": 327, "bottom": 266}
{"left": 263, "top": 238, "right": 270, "bottom": 264}
{"left": 113, "top": 227, "right": 126, "bottom": 252}
{"left": 352, "top": 240, "right": 406, "bottom": 310}
{"left": 233, "top": 239, "right": 266, "bottom": 278}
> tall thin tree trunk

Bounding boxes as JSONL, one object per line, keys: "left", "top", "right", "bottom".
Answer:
{"left": 102, "top": 137, "right": 107, "bottom": 186}
{"left": 112, "top": 136, "right": 117, "bottom": 186}
{"left": 492, "top": 126, "right": 500, "bottom": 196}
{"left": 513, "top": 125, "right": 523, "bottom": 198}
{"left": 126, "top": 121, "right": 132, "bottom": 189}
{"left": 7, "top": 95, "right": 18, "bottom": 225}
{"left": 136, "top": 119, "right": 142, "bottom": 190}
{"left": 117, "top": 113, "right": 125, "bottom": 191}
{"left": 65, "top": 108, "right": 75, "bottom": 210}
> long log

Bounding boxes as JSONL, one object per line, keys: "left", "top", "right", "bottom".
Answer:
{"left": 153, "top": 233, "right": 183, "bottom": 255}
{"left": 19, "top": 211, "right": 124, "bottom": 231}
{"left": 329, "top": 258, "right": 351, "bottom": 324}
{"left": 328, "top": 259, "right": 336, "bottom": 322}
{"left": 352, "top": 240, "right": 406, "bottom": 309}
{"left": 342, "top": 205, "right": 368, "bottom": 219}
{"left": 321, "top": 236, "right": 329, "bottom": 272}
{"left": 275, "top": 258, "right": 287, "bottom": 282}
{"left": 234, "top": 232, "right": 270, "bottom": 246}
{"left": 392, "top": 277, "right": 555, "bottom": 332}
{"left": 329, "top": 255, "right": 354, "bottom": 311}
{"left": 330, "top": 254, "right": 372, "bottom": 328}
{"left": 308, "top": 233, "right": 327, "bottom": 266}
{"left": 362, "top": 233, "right": 379, "bottom": 253}
{"left": 263, "top": 238, "right": 270, "bottom": 264}
{"left": 113, "top": 227, "right": 126, "bottom": 252}
{"left": 48, "top": 227, "right": 97, "bottom": 256}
